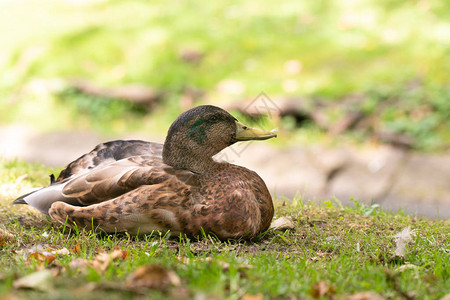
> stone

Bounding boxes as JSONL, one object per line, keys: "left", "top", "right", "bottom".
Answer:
{"left": 383, "top": 154, "right": 450, "bottom": 218}
{"left": 326, "top": 146, "right": 406, "bottom": 204}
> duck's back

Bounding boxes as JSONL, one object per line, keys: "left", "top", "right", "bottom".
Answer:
{"left": 56, "top": 140, "right": 163, "bottom": 182}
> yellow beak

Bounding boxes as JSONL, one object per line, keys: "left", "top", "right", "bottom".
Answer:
{"left": 234, "top": 121, "right": 277, "bottom": 141}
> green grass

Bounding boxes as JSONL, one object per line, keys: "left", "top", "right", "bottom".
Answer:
{"left": 0, "top": 0, "right": 449, "bottom": 150}
{"left": 1, "top": 159, "right": 449, "bottom": 299}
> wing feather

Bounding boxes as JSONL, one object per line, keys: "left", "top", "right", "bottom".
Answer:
{"left": 15, "top": 153, "right": 200, "bottom": 215}
{"left": 56, "top": 140, "right": 163, "bottom": 182}
{"left": 60, "top": 155, "right": 198, "bottom": 206}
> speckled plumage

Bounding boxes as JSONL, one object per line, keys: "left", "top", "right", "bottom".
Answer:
{"left": 14, "top": 105, "right": 276, "bottom": 240}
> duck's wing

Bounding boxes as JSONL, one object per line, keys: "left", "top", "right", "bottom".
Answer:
{"left": 49, "top": 167, "right": 202, "bottom": 235}
{"left": 16, "top": 155, "right": 197, "bottom": 216}
{"left": 55, "top": 140, "right": 163, "bottom": 182}
{"left": 61, "top": 155, "right": 168, "bottom": 205}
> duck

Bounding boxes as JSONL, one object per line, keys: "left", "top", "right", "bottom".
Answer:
{"left": 14, "top": 105, "right": 277, "bottom": 240}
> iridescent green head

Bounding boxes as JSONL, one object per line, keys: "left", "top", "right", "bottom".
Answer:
{"left": 163, "top": 105, "right": 276, "bottom": 172}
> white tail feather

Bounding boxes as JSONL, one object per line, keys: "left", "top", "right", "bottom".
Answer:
{"left": 22, "top": 183, "right": 68, "bottom": 215}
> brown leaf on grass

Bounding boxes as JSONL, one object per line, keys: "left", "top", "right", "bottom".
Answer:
{"left": 348, "top": 292, "right": 386, "bottom": 300}
{"left": 27, "top": 252, "right": 56, "bottom": 265}
{"left": 310, "top": 281, "right": 336, "bottom": 298}
{"left": 73, "top": 243, "right": 81, "bottom": 254}
{"left": 111, "top": 247, "right": 129, "bottom": 260}
{"left": 270, "top": 217, "right": 295, "bottom": 231}
{"left": 0, "top": 228, "right": 14, "bottom": 246}
{"left": 23, "top": 245, "right": 70, "bottom": 266}
{"left": 13, "top": 270, "right": 54, "bottom": 291}
{"left": 68, "top": 248, "right": 129, "bottom": 274}
{"left": 126, "top": 265, "right": 180, "bottom": 290}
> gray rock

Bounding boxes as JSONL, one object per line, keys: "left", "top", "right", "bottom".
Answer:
{"left": 326, "top": 146, "right": 406, "bottom": 205}
{"left": 383, "top": 154, "right": 450, "bottom": 218}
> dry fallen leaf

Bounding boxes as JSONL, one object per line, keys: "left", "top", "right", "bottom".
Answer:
{"left": 13, "top": 270, "right": 54, "bottom": 291}
{"left": 0, "top": 228, "right": 14, "bottom": 246}
{"left": 126, "top": 265, "right": 180, "bottom": 290}
{"left": 68, "top": 248, "right": 128, "bottom": 274}
{"left": 73, "top": 243, "right": 81, "bottom": 254}
{"left": 270, "top": 216, "right": 295, "bottom": 231}
{"left": 111, "top": 247, "right": 129, "bottom": 260}
{"left": 310, "top": 281, "right": 336, "bottom": 299}
{"left": 27, "top": 252, "right": 56, "bottom": 265}
{"left": 22, "top": 245, "right": 69, "bottom": 265}
{"left": 348, "top": 291, "right": 386, "bottom": 300}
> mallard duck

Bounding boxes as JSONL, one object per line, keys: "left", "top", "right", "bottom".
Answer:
{"left": 14, "top": 105, "right": 277, "bottom": 239}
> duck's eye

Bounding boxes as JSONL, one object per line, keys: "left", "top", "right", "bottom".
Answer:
{"left": 209, "top": 116, "right": 218, "bottom": 121}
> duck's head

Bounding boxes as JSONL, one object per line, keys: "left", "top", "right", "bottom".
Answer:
{"left": 163, "top": 105, "right": 277, "bottom": 172}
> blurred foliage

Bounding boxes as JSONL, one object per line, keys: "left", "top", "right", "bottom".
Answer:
{"left": 0, "top": 0, "right": 449, "bottom": 150}
{"left": 57, "top": 88, "right": 149, "bottom": 132}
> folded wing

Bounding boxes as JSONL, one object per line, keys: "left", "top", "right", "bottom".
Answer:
{"left": 15, "top": 155, "right": 194, "bottom": 215}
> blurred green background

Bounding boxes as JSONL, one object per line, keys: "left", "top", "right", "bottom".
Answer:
{"left": 0, "top": 0, "right": 449, "bottom": 151}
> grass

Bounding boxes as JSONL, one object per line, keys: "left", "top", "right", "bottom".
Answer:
{"left": 0, "top": 159, "right": 449, "bottom": 299}
{"left": 1, "top": 0, "right": 450, "bottom": 150}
